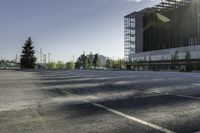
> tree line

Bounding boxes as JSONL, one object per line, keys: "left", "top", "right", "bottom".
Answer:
{"left": 19, "top": 37, "right": 125, "bottom": 70}
{"left": 74, "top": 53, "right": 100, "bottom": 69}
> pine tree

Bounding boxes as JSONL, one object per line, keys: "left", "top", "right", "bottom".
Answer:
{"left": 87, "top": 52, "right": 94, "bottom": 69}
{"left": 20, "top": 37, "right": 37, "bottom": 69}
{"left": 75, "top": 54, "right": 87, "bottom": 69}
{"left": 105, "top": 58, "right": 113, "bottom": 69}
{"left": 93, "top": 54, "right": 100, "bottom": 68}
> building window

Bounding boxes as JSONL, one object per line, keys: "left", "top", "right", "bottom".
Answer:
{"left": 124, "top": 16, "right": 136, "bottom": 62}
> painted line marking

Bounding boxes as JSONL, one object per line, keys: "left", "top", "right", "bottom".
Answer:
{"left": 193, "top": 83, "right": 200, "bottom": 86}
{"left": 152, "top": 91, "right": 200, "bottom": 101}
{"left": 160, "top": 92, "right": 200, "bottom": 101}
{"left": 63, "top": 90, "right": 176, "bottom": 133}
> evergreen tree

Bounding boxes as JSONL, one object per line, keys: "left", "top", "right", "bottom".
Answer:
{"left": 85, "top": 57, "right": 90, "bottom": 69}
{"left": 20, "top": 37, "right": 37, "bottom": 69}
{"left": 93, "top": 54, "right": 100, "bottom": 68}
{"left": 105, "top": 58, "right": 113, "bottom": 69}
{"left": 87, "top": 52, "right": 94, "bottom": 69}
{"left": 75, "top": 54, "right": 88, "bottom": 69}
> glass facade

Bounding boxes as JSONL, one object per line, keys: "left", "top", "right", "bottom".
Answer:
{"left": 143, "top": 0, "right": 200, "bottom": 52}
{"left": 124, "top": 17, "right": 136, "bottom": 62}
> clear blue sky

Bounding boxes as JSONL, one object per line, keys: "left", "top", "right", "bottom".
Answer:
{"left": 0, "top": 0, "right": 160, "bottom": 62}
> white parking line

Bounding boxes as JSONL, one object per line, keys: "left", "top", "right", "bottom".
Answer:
{"left": 64, "top": 91, "right": 175, "bottom": 133}
{"left": 193, "top": 83, "right": 200, "bottom": 86}
{"left": 164, "top": 93, "right": 200, "bottom": 101}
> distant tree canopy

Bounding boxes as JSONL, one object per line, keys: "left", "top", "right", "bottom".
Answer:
{"left": 105, "top": 58, "right": 113, "bottom": 69}
{"left": 75, "top": 53, "right": 101, "bottom": 69}
{"left": 65, "top": 61, "right": 75, "bottom": 70}
{"left": 20, "top": 37, "right": 37, "bottom": 69}
{"left": 93, "top": 54, "right": 100, "bottom": 68}
{"left": 56, "top": 61, "right": 65, "bottom": 69}
{"left": 0, "top": 59, "right": 19, "bottom": 68}
{"left": 75, "top": 53, "right": 124, "bottom": 70}
{"left": 46, "top": 61, "right": 75, "bottom": 69}
{"left": 105, "top": 58, "right": 125, "bottom": 69}
{"left": 87, "top": 53, "right": 94, "bottom": 69}
{"left": 75, "top": 54, "right": 87, "bottom": 69}
{"left": 46, "top": 62, "right": 56, "bottom": 69}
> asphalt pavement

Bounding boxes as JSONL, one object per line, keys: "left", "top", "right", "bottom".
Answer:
{"left": 1, "top": 70, "right": 200, "bottom": 133}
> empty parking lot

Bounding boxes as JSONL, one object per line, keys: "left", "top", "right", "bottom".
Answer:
{"left": 1, "top": 70, "right": 200, "bottom": 133}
